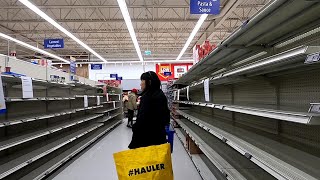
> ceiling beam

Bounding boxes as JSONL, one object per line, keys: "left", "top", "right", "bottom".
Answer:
{"left": 11, "top": 28, "right": 225, "bottom": 34}
{"left": 0, "top": 18, "right": 213, "bottom": 23}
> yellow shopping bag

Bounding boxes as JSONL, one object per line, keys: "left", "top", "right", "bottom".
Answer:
{"left": 113, "top": 143, "right": 174, "bottom": 180}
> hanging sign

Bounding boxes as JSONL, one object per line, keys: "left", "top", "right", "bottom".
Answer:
{"left": 44, "top": 39, "right": 64, "bottom": 49}
{"left": 187, "top": 86, "right": 190, "bottom": 100}
{"left": 84, "top": 95, "right": 88, "bottom": 108}
{"left": 190, "top": 0, "right": 220, "bottom": 14}
{"left": 21, "top": 77, "right": 34, "bottom": 98}
{"left": 0, "top": 77, "right": 6, "bottom": 114}
{"left": 70, "top": 57, "right": 76, "bottom": 74}
{"left": 164, "top": 72, "right": 172, "bottom": 76}
{"left": 204, "top": 78, "right": 210, "bottom": 102}
{"left": 97, "top": 96, "right": 101, "bottom": 106}
{"left": 91, "top": 64, "right": 103, "bottom": 70}
{"left": 110, "top": 74, "right": 118, "bottom": 78}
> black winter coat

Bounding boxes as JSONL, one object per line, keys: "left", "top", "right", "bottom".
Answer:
{"left": 128, "top": 89, "right": 170, "bottom": 149}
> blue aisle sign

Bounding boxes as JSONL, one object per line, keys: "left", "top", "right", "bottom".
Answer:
{"left": 190, "top": 0, "right": 220, "bottom": 14}
{"left": 164, "top": 72, "right": 172, "bottom": 76}
{"left": 91, "top": 64, "right": 103, "bottom": 70}
{"left": 70, "top": 61, "right": 76, "bottom": 74}
{"left": 116, "top": 76, "right": 123, "bottom": 80}
{"left": 44, "top": 39, "right": 64, "bottom": 49}
{"left": 110, "top": 74, "right": 118, "bottom": 78}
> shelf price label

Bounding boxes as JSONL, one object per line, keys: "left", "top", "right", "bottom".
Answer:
{"left": 204, "top": 78, "right": 210, "bottom": 102}
{"left": 0, "top": 76, "right": 6, "bottom": 114}
{"left": 187, "top": 86, "right": 190, "bottom": 100}
{"left": 84, "top": 95, "right": 88, "bottom": 108}
{"left": 97, "top": 96, "right": 101, "bottom": 106}
{"left": 21, "top": 76, "right": 34, "bottom": 99}
{"left": 173, "top": 91, "right": 177, "bottom": 100}
{"left": 305, "top": 52, "right": 320, "bottom": 64}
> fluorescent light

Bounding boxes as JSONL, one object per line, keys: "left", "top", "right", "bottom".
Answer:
{"left": 231, "top": 51, "right": 267, "bottom": 67}
{"left": 18, "top": 0, "right": 107, "bottom": 62}
{"left": 275, "top": 27, "right": 320, "bottom": 48}
{"left": 0, "top": 32, "right": 70, "bottom": 63}
{"left": 52, "top": 59, "right": 194, "bottom": 65}
{"left": 176, "top": 14, "right": 208, "bottom": 61}
{"left": 116, "top": 0, "right": 144, "bottom": 62}
{"left": 223, "top": 46, "right": 307, "bottom": 77}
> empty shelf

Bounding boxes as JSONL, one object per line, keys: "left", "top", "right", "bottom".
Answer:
{"left": 94, "top": 107, "right": 120, "bottom": 114}
{"left": 176, "top": 118, "right": 274, "bottom": 180}
{"left": 0, "top": 123, "right": 104, "bottom": 179}
{"left": 176, "top": 101, "right": 320, "bottom": 125}
{"left": 177, "top": 110, "right": 320, "bottom": 180}
{"left": 0, "top": 109, "right": 76, "bottom": 128}
{"left": 68, "top": 82, "right": 98, "bottom": 89}
{"left": 75, "top": 105, "right": 103, "bottom": 112}
{"left": 19, "top": 120, "right": 122, "bottom": 180}
{"left": 0, "top": 114, "right": 104, "bottom": 152}
{"left": 97, "top": 113, "right": 122, "bottom": 123}
{"left": 174, "top": 128, "right": 220, "bottom": 180}
{"left": 5, "top": 97, "right": 75, "bottom": 102}
{"left": 1, "top": 75, "right": 74, "bottom": 88}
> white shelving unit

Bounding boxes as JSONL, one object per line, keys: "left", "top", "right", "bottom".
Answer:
{"left": 0, "top": 69, "right": 123, "bottom": 179}
{"left": 170, "top": 1, "right": 320, "bottom": 180}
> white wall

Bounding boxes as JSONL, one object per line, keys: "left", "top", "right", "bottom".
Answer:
{"left": 89, "top": 63, "right": 155, "bottom": 81}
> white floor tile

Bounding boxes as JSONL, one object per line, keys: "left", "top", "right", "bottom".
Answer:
{"left": 53, "top": 119, "right": 202, "bottom": 180}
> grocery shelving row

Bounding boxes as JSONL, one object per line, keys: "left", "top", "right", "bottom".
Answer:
{"left": 0, "top": 65, "right": 123, "bottom": 179}
{"left": 170, "top": 1, "right": 320, "bottom": 180}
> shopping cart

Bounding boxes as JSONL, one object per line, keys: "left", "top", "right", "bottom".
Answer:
{"left": 165, "top": 125, "right": 175, "bottom": 153}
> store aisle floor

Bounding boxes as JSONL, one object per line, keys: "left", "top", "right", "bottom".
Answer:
{"left": 52, "top": 119, "right": 202, "bottom": 180}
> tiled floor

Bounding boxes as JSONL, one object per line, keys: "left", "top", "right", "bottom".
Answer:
{"left": 53, "top": 119, "right": 202, "bottom": 180}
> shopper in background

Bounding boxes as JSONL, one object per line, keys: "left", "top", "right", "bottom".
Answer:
{"left": 127, "top": 88, "right": 138, "bottom": 127}
{"left": 122, "top": 93, "right": 129, "bottom": 118}
{"left": 129, "top": 71, "right": 170, "bottom": 149}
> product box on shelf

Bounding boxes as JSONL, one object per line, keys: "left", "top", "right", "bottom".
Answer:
{"left": 186, "top": 135, "right": 202, "bottom": 154}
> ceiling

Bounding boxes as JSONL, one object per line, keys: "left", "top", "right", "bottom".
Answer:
{"left": 0, "top": 0, "right": 270, "bottom": 63}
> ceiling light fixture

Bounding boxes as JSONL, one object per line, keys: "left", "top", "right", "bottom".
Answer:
{"left": 0, "top": 32, "right": 70, "bottom": 63}
{"left": 116, "top": 0, "right": 144, "bottom": 62}
{"left": 18, "top": 0, "right": 107, "bottom": 63}
{"left": 176, "top": 14, "right": 208, "bottom": 61}
{"left": 52, "top": 59, "right": 194, "bottom": 65}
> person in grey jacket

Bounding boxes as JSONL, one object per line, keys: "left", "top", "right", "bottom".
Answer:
{"left": 127, "top": 88, "right": 138, "bottom": 127}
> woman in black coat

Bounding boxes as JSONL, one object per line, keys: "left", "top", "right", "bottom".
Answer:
{"left": 128, "top": 71, "right": 170, "bottom": 149}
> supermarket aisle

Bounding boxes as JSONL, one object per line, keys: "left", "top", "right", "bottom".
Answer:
{"left": 53, "top": 119, "right": 202, "bottom": 180}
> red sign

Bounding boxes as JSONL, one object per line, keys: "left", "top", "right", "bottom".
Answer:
{"left": 156, "top": 63, "right": 193, "bottom": 81}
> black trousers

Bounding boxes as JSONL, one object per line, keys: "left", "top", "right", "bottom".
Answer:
{"left": 127, "top": 109, "right": 134, "bottom": 126}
